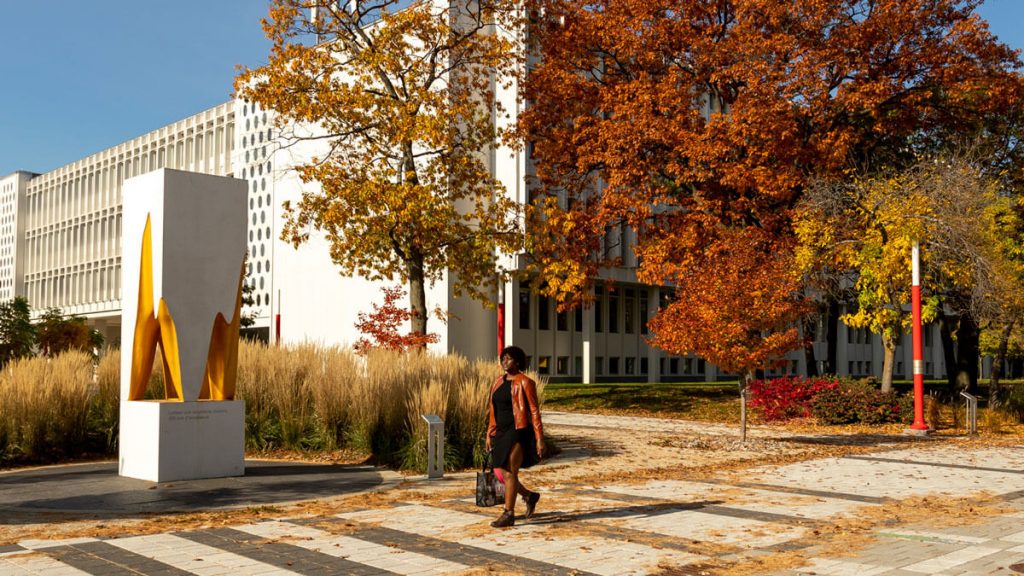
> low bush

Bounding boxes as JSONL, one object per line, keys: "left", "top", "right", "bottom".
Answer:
{"left": 748, "top": 376, "right": 839, "bottom": 421}
{"left": 1005, "top": 384, "right": 1024, "bottom": 423}
{"left": 810, "top": 379, "right": 912, "bottom": 425}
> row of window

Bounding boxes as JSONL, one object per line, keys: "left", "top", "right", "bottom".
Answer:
{"left": 26, "top": 122, "right": 234, "bottom": 232}
{"left": 848, "top": 326, "right": 935, "bottom": 346}
{"left": 527, "top": 354, "right": 705, "bottom": 377}
{"left": 27, "top": 264, "right": 121, "bottom": 309}
{"left": 26, "top": 214, "right": 121, "bottom": 275}
{"left": 518, "top": 287, "right": 652, "bottom": 335}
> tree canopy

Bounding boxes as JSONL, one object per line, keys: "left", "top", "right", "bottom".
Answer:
{"left": 236, "top": 0, "right": 524, "bottom": 338}
{"left": 518, "top": 0, "right": 1022, "bottom": 375}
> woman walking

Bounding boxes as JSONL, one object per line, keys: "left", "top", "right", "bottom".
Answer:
{"left": 487, "top": 345, "right": 545, "bottom": 528}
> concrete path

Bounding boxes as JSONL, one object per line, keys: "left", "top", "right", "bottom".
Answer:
{"left": 2, "top": 413, "right": 1023, "bottom": 575}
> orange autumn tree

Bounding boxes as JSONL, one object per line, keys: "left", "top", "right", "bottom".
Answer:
{"left": 518, "top": 0, "right": 1021, "bottom": 374}
{"left": 236, "top": 0, "right": 524, "bottom": 340}
{"left": 646, "top": 228, "right": 807, "bottom": 384}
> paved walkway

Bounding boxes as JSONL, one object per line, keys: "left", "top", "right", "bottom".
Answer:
{"left": 1, "top": 413, "right": 1023, "bottom": 575}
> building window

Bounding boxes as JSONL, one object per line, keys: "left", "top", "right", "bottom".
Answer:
{"left": 525, "top": 355, "right": 532, "bottom": 370}
{"left": 556, "top": 356, "right": 569, "bottom": 375}
{"left": 536, "top": 354, "right": 552, "bottom": 373}
{"left": 518, "top": 290, "right": 530, "bottom": 329}
{"left": 609, "top": 292, "right": 619, "bottom": 333}
{"left": 625, "top": 289, "right": 635, "bottom": 334}
{"left": 848, "top": 361, "right": 855, "bottom": 375}
{"left": 638, "top": 289, "right": 647, "bottom": 334}
{"left": 575, "top": 308, "right": 582, "bottom": 332}
{"left": 659, "top": 357, "right": 665, "bottom": 374}
{"left": 538, "top": 294, "right": 550, "bottom": 330}
{"left": 556, "top": 309, "right": 568, "bottom": 331}
{"left": 594, "top": 287, "right": 603, "bottom": 332}
{"left": 640, "top": 357, "right": 648, "bottom": 374}
{"left": 625, "top": 357, "right": 635, "bottom": 375}
{"left": 670, "top": 358, "right": 679, "bottom": 375}
{"left": 574, "top": 356, "right": 582, "bottom": 376}
{"left": 609, "top": 357, "right": 620, "bottom": 375}
{"left": 595, "top": 357, "right": 604, "bottom": 376}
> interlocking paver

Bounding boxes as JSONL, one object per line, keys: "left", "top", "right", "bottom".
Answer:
{"left": 4, "top": 414, "right": 1024, "bottom": 576}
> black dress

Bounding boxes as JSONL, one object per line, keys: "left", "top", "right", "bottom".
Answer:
{"left": 491, "top": 376, "right": 540, "bottom": 469}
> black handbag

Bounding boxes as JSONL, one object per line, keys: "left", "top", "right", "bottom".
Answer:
{"left": 475, "top": 452, "right": 506, "bottom": 507}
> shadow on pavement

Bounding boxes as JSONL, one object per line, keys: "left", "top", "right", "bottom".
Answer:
{"left": 0, "top": 460, "right": 400, "bottom": 525}
{"left": 526, "top": 500, "right": 724, "bottom": 525}
{"left": 778, "top": 434, "right": 939, "bottom": 447}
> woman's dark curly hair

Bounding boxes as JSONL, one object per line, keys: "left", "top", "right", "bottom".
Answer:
{"left": 500, "top": 345, "right": 527, "bottom": 369}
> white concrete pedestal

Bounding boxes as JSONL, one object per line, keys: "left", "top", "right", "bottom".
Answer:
{"left": 119, "top": 400, "right": 245, "bottom": 482}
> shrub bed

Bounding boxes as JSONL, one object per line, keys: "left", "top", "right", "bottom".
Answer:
{"left": 749, "top": 375, "right": 913, "bottom": 425}
{"left": 810, "top": 379, "right": 913, "bottom": 425}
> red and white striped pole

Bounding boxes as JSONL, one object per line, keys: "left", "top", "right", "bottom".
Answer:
{"left": 909, "top": 241, "right": 929, "bottom": 431}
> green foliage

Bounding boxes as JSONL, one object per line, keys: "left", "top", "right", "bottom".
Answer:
{"left": 810, "top": 379, "right": 913, "bottom": 425}
{"left": 0, "top": 296, "right": 36, "bottom": 366}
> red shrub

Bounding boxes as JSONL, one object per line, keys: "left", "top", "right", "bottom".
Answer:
{"left": 748, "top": 376, "right": 839, "bottom": 422}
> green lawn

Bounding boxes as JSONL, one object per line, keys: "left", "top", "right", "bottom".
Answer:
{"left": 543, "top": 381, "right": 745, "bottom": 422}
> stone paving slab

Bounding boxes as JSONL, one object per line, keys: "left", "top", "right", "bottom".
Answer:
{"left": 2, "top": 413, "right": 1024, "bottom": 575}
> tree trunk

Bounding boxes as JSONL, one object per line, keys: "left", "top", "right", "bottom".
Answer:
{"left": 880, "top": 333, "right": 896, "bottom": 393}
{"left": 956, "top": 313, "right": 980, "bottom": 395}
{"left": 939, "top": 309, "right": 958, "bottom": 395}
{"left": 989, "top": 319, "right": 1014, "bottom": 407}
{"left": 802, "top": 311, "right": 819, "bottom": 377}
{"left": 825, "top": 299, "right": 840, "bottom": 375}
{"left": 408, "top": 255, "right": 428, "bottom": 343}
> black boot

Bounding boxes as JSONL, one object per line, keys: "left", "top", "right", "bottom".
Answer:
{"left": 524, "top": 491, "right": 540, "bottom": 519}
{"left": 491, "top": 508, "right": 515, "bottom": 528}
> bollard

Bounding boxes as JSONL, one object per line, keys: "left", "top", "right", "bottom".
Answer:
{"left": 421, "top": 414, "right": 444, "bottom": 479}
{"left": 960, "top": 391, "right": 977, "bottom": 435}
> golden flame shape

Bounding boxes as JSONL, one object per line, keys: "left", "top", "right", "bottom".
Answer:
{"left": 199, "top": 262, "right": 244, "bottom": 401}
{"left": 129, "top": 214, "right": 244, "bottom": 402}
{"left": 129, "top": 215, "right": 184, "bottom": 401}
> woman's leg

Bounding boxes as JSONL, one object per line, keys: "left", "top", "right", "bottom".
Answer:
{"left": 503, "top": 442, "right": 524, "bottom": 511}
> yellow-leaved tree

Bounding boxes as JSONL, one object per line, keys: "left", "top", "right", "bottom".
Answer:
{"left": 797, "top": 154, "right": 1021, "bottom": 393}
{"left": 796, "top": 170, "right": 941, "bottom": 392}
{"left": 236, "top": 0, "right": 523, "bottom": 339}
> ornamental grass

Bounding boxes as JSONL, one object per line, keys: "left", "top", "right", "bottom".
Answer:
{"left": 0, "top": 342, "right": 541, "bottom": 472}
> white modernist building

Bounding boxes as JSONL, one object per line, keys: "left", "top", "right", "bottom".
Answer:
{"left": 0, "top": 4, "right": 951, "bottom": 383}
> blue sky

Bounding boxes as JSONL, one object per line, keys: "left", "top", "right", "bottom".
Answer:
{"left": 1, "top": 1, "right": 1023, "bottom": 177}
{"left": 0, "top": 1, "right": 270, "bottom": 176}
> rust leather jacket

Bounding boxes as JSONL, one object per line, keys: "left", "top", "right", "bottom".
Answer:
{"left": 487, "top": 372, "right": 544, "bottom": 443}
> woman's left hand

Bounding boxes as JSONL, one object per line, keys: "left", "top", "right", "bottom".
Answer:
{"left": 537, "top": 441, "right": 545, "bottom": 459}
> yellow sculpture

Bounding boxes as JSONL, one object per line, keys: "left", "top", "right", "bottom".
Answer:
{"left": 200, "top": 263, "right": 245, "bottom": 401}
{"left": 129, "top": 214, "right": 244, "bottom": 402}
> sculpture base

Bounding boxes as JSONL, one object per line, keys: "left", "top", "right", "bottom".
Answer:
{"left": 119, "top": 400, "right": 245, "bottom": 482}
